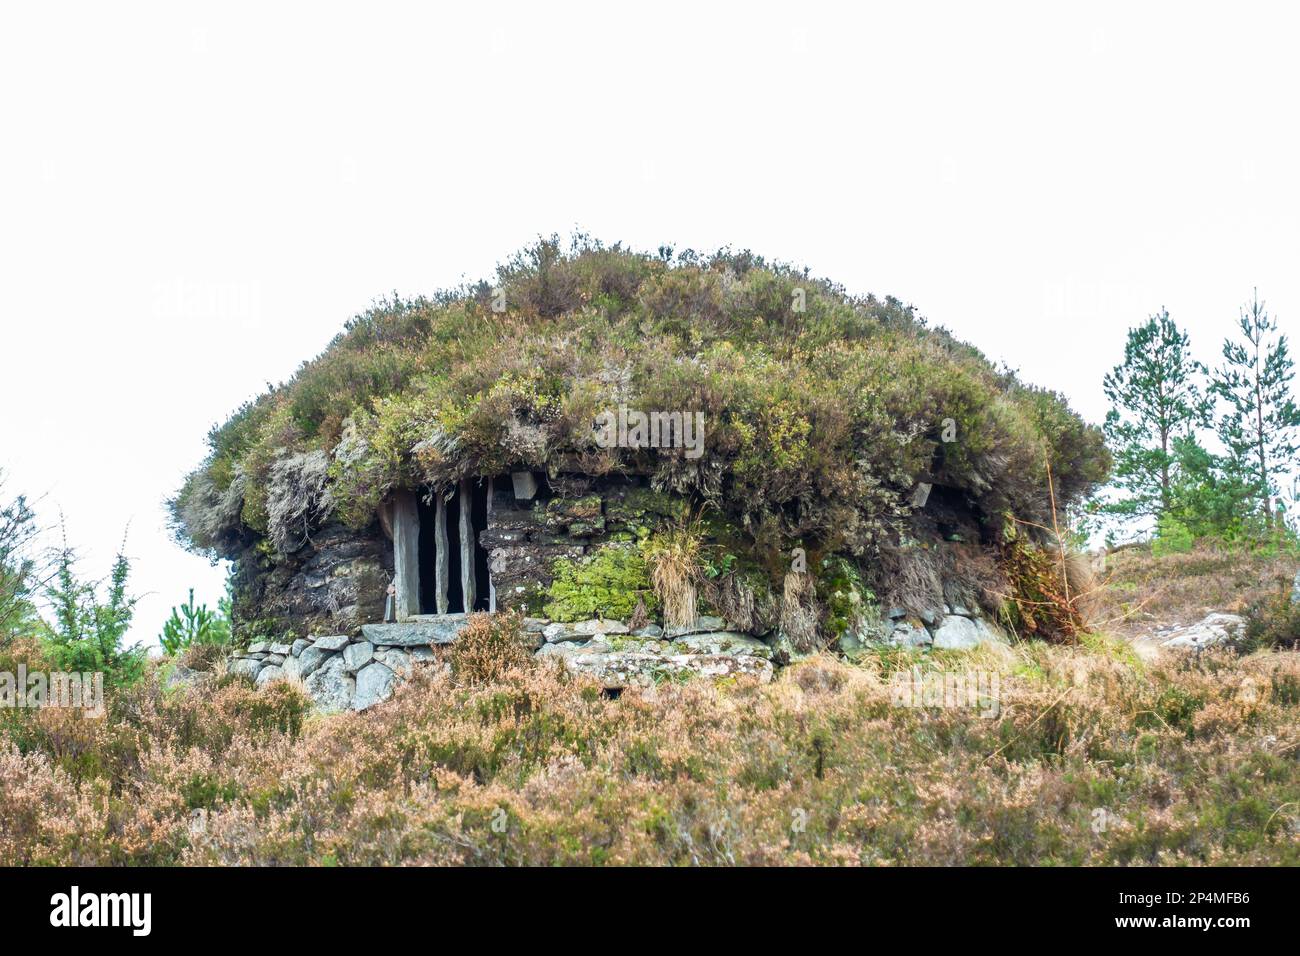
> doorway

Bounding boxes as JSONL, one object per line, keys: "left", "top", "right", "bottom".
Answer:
{"left": 416, "top": 480, "right": 491, "bottom": 614}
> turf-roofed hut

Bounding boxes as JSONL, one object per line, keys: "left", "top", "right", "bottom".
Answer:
{"left": 171, "top": 238, "right": 1111, "bottom": 663}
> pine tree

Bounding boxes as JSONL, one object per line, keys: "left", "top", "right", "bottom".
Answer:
{"left": 1211, "top": 290, "right": 1300, "bottom": 527}
{"left": 1102, "top": 309, "right": 1209, "bottom": 521}
{"left": 42, "top": 528, "right": 144, "bottom": 686}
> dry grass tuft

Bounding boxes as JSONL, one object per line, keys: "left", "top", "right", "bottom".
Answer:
{"left": 780, "top": 570, "right": 821, "bottom": 652}
{"left": 645, "top": 520, "right": 703, "bottom": 629}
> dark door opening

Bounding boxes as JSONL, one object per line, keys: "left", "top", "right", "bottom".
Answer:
{"left": 417, "top": 481, "right": 491, "bottom": 614}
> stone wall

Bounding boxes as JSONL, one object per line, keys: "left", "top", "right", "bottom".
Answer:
{"left": 483, "top": 474, "right": 683, "bottom": 612}
{"left": 224, "top": 601, "right": 1011, "bottom": 713}
{"left": 231, "top": 521, "right": 391, "bottom": 640}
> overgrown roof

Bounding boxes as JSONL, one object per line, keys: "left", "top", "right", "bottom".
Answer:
{"left": 172, "top": 236, "right": 1110, "bottom": 562}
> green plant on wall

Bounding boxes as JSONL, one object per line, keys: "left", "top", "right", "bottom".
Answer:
{"left": 543, "top": 545, "right": 657, "bottom": 622}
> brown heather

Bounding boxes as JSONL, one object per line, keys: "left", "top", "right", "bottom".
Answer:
{"left": 1, "top": 632, "right": 1297, "bottom": 866}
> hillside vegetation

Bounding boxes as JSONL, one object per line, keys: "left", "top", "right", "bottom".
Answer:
{"left": 2, "top": 616, "right": 1296, "bottom": 866}
{"left": 172, "top": 238, "right": 1108, "bottom": 593}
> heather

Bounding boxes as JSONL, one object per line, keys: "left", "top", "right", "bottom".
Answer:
{"left": 171, "top": 238, "right": 1108, "bottom": 581}
{"left": 2, "top": 631, "right": 1296, "bottom": 866}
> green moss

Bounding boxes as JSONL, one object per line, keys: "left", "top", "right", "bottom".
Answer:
{"left": 543, "top": 544, "right": 657, "bottom": 622}
{"left": 816, "top": 555, "right": 874, "bottom": 639}
{"left": 604, "top": 487, "right": 687, "bottom": 533}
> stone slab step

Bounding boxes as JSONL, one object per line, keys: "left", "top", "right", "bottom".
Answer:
{"left": 361, "top": 615, "right": 473, "bottom": 647}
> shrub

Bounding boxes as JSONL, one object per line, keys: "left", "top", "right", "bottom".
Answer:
{"left": 1152, "top": 514, "right": 1195, "bottom": 556}
{"left": 41, "top": 542, "right": 144, "bottom": 688}
{"left": 1243, "top": 593, "right": 1300, "bottom": 651}
{"left": 159, "top": 588, "right": 232, "bottom": 656}
{"left": 996, "top": 530, "right": 1088, "bottom": 643}
{"left": 450, "top": 611, "right": 532, "bottom": 684}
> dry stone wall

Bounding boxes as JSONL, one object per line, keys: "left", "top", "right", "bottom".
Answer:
{"left": 226, "top": 602, "right": 1010, "bottom": 713}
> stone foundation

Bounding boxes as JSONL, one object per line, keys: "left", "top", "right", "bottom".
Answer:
{"left": 224, "top": 601, "right": 1009, "bottom": 713}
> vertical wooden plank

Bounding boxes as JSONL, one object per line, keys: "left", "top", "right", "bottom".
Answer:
{"left": 435, "top": 492, "right": 449, "bottom": 615}
{"left": 391, "top": 490, "right": 420, "bottom": 621}
{"left": 486, "top": 477, "right": 496, "bottom": 613}
{"left": 459, "top": 478, "right": 476, "bottom": 612}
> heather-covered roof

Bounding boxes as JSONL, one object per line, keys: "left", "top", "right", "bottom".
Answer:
{"left": 172, "top": 236, "right": 1109, "bottom": 564}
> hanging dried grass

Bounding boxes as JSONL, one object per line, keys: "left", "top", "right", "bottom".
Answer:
{"left": 645, "top": 518, "right": 703, "bottom": 629}
{"left": 780, "top": 570, "right": 821, "bottom": 652}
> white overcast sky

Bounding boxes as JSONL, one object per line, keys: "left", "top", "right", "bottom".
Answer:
{"left": 2, "top": 1, "right": 1297, "bottom": 647}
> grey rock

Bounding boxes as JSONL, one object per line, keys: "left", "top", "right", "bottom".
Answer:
{"left": 362, "top": 615, "right": 472, "bottom": 647}
{"left": 255, "top": 664, "right": 284, "bottom": 686}
{"left": 264, "top": 653, "right": 286, "bottom": 666}
{"left": 270, "top": 643, "right": 293, "bottom": 656}
{"left": 667, "top": 632, "right": 772, "bottom": 659}
{"left": 410, "top": 646, "right": 436, "bottom": 663}
{"left": 352, "top": 662, "right": 398, "bottom": 710}
{"left": 664, "top": 615, "right": 725, "bottom": 637}
{"left": 297, "top": 645, "right": 333, "bottom": 679}
{"left": 511, "top": 471, "right": 539, "bottom": 500}
{"left": 632, "top": 623, "right": 664, "bottom": 638}
{"left": 522, "top": 617, "right": 550, "bottom": 633}
{"left": 543, "top": 643, "right": 774, "bottom": 689}
{"left": 311, "top": 634, "right": 351, "bottom": 652}
{"left": 931, "top": 615, "right": 982, "bottom": 650}
{"left": 246, "top": 641, "right": 270, "bottom": 654}
{"left": 847, "top": 616, "right": 890, "bottom": 649}
{"left": 342, "top": 641, "right": 374, "bottom": 673}
{"left": 281, "top": 655, "right": 302, "bottom": 680}
{"left": 970, "top": 617, "right": 1009, "bottom": 645}
{"left": 766, "top": 631, "right": 807, "bottom": 664}
{"left": 1160, "top": 612, "right": 1247, "bottom": 650}
{"left": 290, "top": 639, "right": 312, "bottom": 658}
{"left": 163, "top": 664, "right": 207, "bottom": 691}
{"left": 886, "top": 617, "right": 933, "bottom": 648}
{"left": 1292, "top": 569, "right": 1300, "bottom": 605}
{"left": 304, "top": 656, "right": 354, "bottom": 713}
{"left": 543, "top": 618, "right": 630, "bottom": 643}
{"left": 228, "top": 658, "right": 265, "bottom": 680}
{"left": 375, "top": 648, "right": 412, "bottom": 675}
{"left": 918, "top": 607, "right": 942, "bottom": 627}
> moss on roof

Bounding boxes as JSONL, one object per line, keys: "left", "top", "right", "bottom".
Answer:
{"left": 171, "top": 236, "right": 1110, "bottom": 562}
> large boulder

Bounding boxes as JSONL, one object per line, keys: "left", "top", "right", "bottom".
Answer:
{"left": 342, "top": 641, "right": 374, "bottom": 673}
{"left": 667, "top": 632, "right": 772, "bottom": 658}
{"left": 304, "top": 655, "right": 354, "bottom": 713}
{"left": 663, "top": 615, "right": 726, "bottom": 638}
{"left": 931, "top": 615, "right": 982, "bottom": 650}
{"left": 297, "top": 645, "right": 332, "bottom": 679}
{"left": 352, "top": 662, "right": 398, "bottom": 710}
{"left": 254, "top": 664, "right": 284, "bottom": 687}
{"left": 886, "top": 617, "right": 932, "bottom": 649}
{"left": 311, "top": 634, "right": 351, "bottom": 652}
{"left": 228, "top": 658, "right": 265, "bottom": 680}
